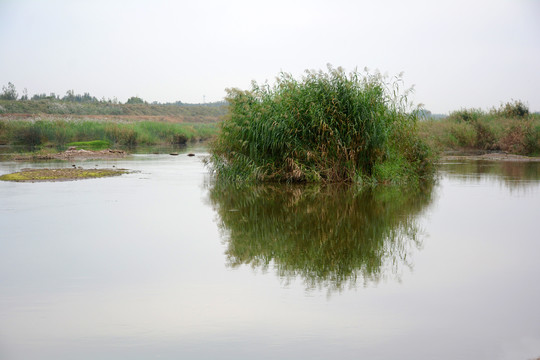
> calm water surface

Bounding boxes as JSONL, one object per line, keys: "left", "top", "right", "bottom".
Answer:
{"left": 1, "top": 151, "right": 539, "bottom": 360}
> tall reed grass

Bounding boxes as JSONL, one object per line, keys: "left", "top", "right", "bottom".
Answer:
{"left": 0, "top": 119, "right": 218, "bottom": 147}
{"left": 208, "top": 66, "right": 434, "bottom": 185}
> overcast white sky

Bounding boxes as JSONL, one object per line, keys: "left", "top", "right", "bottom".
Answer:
{"left": 0, "top": 0, "right": 538, "bottom": 113}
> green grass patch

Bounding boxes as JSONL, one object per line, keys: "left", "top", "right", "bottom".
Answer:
{"left": 66, "top": 140, "right": 110, "bottom": 150}
{"left": 0, "top": 168, "right": 128, "bottom": 182}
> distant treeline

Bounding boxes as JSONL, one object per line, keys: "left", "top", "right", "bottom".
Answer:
{"left": 0, "top": 82, "right": 226, "bottom": 106}
{"left": 0, "top": 99, "right": 227, "bottom": 121}
{"left": 0, "top": 82, "right": 228, "bottom": 121}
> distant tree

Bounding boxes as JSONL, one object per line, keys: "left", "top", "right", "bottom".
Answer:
{"left": 1, "top": 82, "right": 18, "bottom": 100}
{"left": 21, "top": 88, "right": 29, "bottom": 101}
{"left": 494, "top": 100, "right": 529, "bottom": 118}
{"left": 31, "top": 93, "right": 49, "bottom": 100}
{"left": 83, "top": 92, "right": 97, "bottom": 102}
{"left": 63, "top": 89, "right": 76, "bottom": 102}
{"left": 126, "top": 96, "right": 145, "bottom": 104}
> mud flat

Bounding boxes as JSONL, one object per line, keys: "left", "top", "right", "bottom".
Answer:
{"left": 0, "top": 167, "right": 128, "bottom": 182}
{"left": 12, "top": 148, "right": 128, "bottom": 161}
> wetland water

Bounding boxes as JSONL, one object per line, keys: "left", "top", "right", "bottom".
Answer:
{"left": 1, "top": 150, "right": 540, "bottom": 360}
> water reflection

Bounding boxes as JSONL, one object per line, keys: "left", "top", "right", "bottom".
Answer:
{"left": 440, "top": 160, "right": 540, "bottom": 191}
{"left": 208, "top": 183, "right": 434, "bottom": 292}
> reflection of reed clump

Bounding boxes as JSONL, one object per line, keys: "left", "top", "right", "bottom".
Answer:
{"left": 209, "top": 183, "right": 433, "bottom": 292}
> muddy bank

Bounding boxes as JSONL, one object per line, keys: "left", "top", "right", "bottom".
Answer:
{"left": 442, "top": 152, "right": 540, "bottom": 162}
{"left": 13, "top": 148, "right": 128, "bottom": 161}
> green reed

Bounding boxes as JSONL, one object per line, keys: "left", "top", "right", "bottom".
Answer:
{"left": 208, "top": 65, "right": 434, "bottom": 185}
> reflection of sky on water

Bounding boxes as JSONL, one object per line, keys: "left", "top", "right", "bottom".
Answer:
{"left": 1, "top": 156, "right": 539, "bottom": 360}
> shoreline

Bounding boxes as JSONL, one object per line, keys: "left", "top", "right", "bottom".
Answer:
{"left": 441, "top": 152, "right": 540, "bottom": 162}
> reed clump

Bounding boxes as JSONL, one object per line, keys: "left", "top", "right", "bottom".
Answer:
{"left": 209, "top": 66, "right": 434, "bottom": 185}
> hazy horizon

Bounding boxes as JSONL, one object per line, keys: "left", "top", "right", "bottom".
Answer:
{"left": 1, "top": 0, "right": 539, "bottom": 113}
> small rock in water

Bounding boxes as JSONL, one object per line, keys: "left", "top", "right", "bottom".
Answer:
{"left": 187, "top": 153, "right": 195, "bottom": 157}
{"left": 170, "top": 153, "right": 179, "bottom": 156}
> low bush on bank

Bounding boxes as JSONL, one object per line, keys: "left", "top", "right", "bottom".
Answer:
{"left": 418, "top": 101, "right": 540, "bottom": 155}
{"left": 208, "top": 66, "right": 435, "bottom": 186}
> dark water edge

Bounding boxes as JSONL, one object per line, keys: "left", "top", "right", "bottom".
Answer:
{"left": 0, "top": 143, "right": 208, "bottom": 157}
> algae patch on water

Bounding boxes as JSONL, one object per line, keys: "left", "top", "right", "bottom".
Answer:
{"left": 0, "top": 168, "right": 128, "bottom": 182}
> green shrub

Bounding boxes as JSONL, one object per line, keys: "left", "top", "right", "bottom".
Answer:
{"left": 209, "top": 66, "right": 434, "bottom": 185}
{"left": 498, "top": 122, "right": 539, "bottom": 155}
{"left": 172, "top": 133, "right": 188, "bottom": 145}
{"left": 493, "top": 100, "right": 529, "bottom": 118}
{"left": 15, "top": 123, "right": 43, "bottom": 146}
{"left": 448, "top": 108, "right": 484, "bottom": 123}
{"left": 473, "top": 121, "right": 497, "bottom": 150}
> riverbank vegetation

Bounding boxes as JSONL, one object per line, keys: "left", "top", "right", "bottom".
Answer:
{"left": 0, "top": 118, "right": 218, "bottom": 148}
{"left": 419, "top": 100, "right": 540, "bottom": 156}
{"left": 2, "top": 81, "right": 538, "bottom": 161}
{"left": 209, "top": 66, "right": 435, "bottom": 186}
